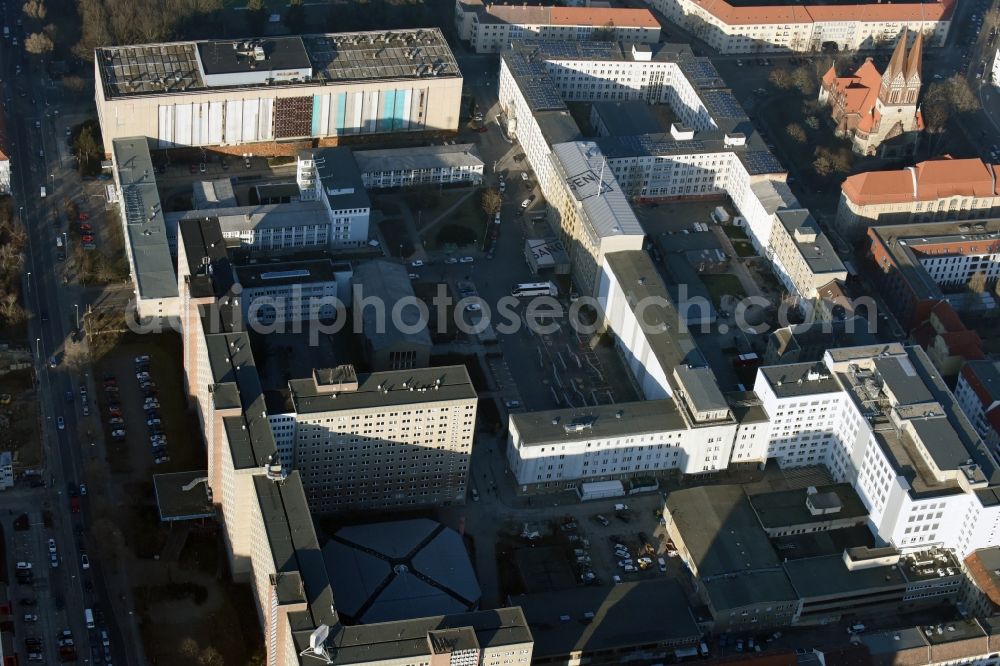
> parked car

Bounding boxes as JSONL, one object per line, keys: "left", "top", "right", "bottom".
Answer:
{"left": 56, "top": 417, "right": 65, "bottom": 430}
{"left": 81, "top": 555, "right": 90, "bottom": 570}
{"left": 47, "top": 539, "right": 56, "bottom": 553}
{"left": 24, "top": 614, "right": 37, "bottom": 622}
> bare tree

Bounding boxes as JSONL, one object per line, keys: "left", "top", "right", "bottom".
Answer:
{"left": 768, "top": 68, "right": 793, "bottom": 90}
{"left": 23, "top": 32, "right": 53, "bottom": 55}
{"left": 791, "top": 66, "right": 817, "bottom": 96}
{"left": 481, "top": 188, "right": 503, "bottom": 217}
{"left": 180, "top": 638, "right": 200, "bottom": 660}
{"left": 786, "top": 123, "right": 807, "bottom": 143}
{"left": 969, "top": 270, "right": 988, "bottom": 294}
{"left": 22, "top": 0, "right": 45, "bottom": 20}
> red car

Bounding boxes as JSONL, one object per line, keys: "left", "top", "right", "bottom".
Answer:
{"left": 78, "top": 212, "right": 90, "bottom": 221}
{"left": 79, "top": 223, "right": 92, "bottom": 232}
{"left": 81, "top": 235, "right": 94, "bottom": 243}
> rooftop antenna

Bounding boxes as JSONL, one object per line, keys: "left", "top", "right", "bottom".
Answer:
{"left": 300, "top": 624, "right": 333, "bottom": 663}
{"left": 595, "top": 155, "right": 606, "bottom": 198}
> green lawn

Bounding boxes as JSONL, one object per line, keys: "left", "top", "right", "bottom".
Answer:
{"left": 700, "top": 274, "right": 747, "bottom": 308}
{"left": 722, "top": 225, "right": 749, "bottom": 240}
{"left": 732, "top": 241, "right": 757, "bottom": 258}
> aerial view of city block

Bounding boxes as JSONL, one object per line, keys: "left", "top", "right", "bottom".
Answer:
{"left": 3, "top": 0, "right": 1000, "bottom": 663}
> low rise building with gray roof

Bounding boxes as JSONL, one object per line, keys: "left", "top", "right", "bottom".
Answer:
{"left": 354, "top": 143, "right": 484, "bottom": 189}
{"left": 112, "top": 137, "right": 179, "bottom": 319}
{"left": 512, "top": 580, "right": 699, "bottom": 664}
{"left": 352, "top": 260, "right": 432, "bottom": 371}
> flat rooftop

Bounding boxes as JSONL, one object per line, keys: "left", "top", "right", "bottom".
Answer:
{"left": 289, "top": 365, "right": 476, "bottom": 414}
{"left": 354, "top": 143, "right": 483, "bottom": 174}
{"left": 294, "top": 608, "right": 533, "bottom": 665}
{"left": 510, "top": 399, "right": 687, "bottom": 446}
{"left": 749, "top": 483, "right": 867, "bottom": 529}
{"left": 97, "top": 29, "right": 459, "bottom": 99}
{"left": 776, "top": 209, "right": 846, "bottom": 275}
{"left": 759, "top": 362, "right": 843, "bottom": 399}
{"left": 603, "top": 250, "right": 705, "bottom": 374}
{"left": 512, "top": 580, "right": 699, "bottom": 660}
{"left": 784, "top": 554, "right": 907, "bottom": 600}
{"left": 112, "top": 138, "right": 178, "bottom": 301}
{"left": 234, "top": 259, "right": 348, "bottom": 289}
{"left": 552, "top": 141, "right": 643, "bottom": 240}
{"left": 665, "top": 485, "right": 779, "bottom": 576}
{"left": 152, "top": 471, "right": 215, "bottom": 521}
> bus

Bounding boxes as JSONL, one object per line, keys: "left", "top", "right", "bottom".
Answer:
{"left": 510, "top": 281, "right": 557, "bottom": 297}
{"left": 84, "top": 608, "right": 95, "bottom": 629}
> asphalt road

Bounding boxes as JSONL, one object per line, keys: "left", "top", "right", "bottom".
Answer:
{"left": 0, "top": 11, "right": 141, "bottom": 664}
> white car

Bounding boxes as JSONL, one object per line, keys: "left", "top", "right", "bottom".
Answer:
{"left": 57, "top": 417, "right": 65, "bottom": 430}
{"left": 444, "top": 257, "right": 458, "bottom": 265}
{"left": 521, "top": 199, "right": 531, "bottom": 208}
{"left": 459, "top": 256, "right": 474, "bottom": 264}
{"left": 81, "top": 554, "right": 90, "bottom": 570}
{"left": 48, "top": 538, "right": 56, "bottom": 553}
{"left": 79, "top": 484, "right": 87, "bottom": 495}
{"left": 520, "top": 172, "right": 529, "bottom": 182}
{"left": 24, "top": 614, "right": 38, "bottom": 622}
{"left": 49, "top": 553, "right": 58, "bottom": 568}
{"left": 410, "top": 260, "right": 424, "bottom": 268}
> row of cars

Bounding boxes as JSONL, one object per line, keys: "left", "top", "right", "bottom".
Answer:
{"left": 134, "top": 355, "right": 170, "bottom": 465}
{"left": 23, "top": 629, "right": 77, "bottom": 662}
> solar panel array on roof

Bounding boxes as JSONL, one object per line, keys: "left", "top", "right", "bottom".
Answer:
{"left": 742, "top": 150, "right": 785, "bottom": 175}
{"left": 679, "top": 59, "right": 722, "bottom": 86}
{"left": 701, "top": 90, "right": 747, "bottom": 119}
{"left": 304, "top": 29, "right": 459, "bottom": 82}
{"left": 98, "top": 43, "right": 204, "bottom": 96}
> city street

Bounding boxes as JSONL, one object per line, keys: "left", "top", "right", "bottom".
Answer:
{"left": 0, "top": 7, "right": 143, "bottom": 664}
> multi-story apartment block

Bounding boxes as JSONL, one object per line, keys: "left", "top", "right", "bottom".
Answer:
{"left": 836, "top": 157, "right": 1000, "bottom": 239}
{"left": 498, "top": 38, "right": 840, "bottom": 302}
{"left": 94, "top": 30, "right": 462, "bottom": 155}
{"left": 354, "top": 143, "right": 484, "bottom": 189}
{"left": 0, "top": 109, "right": 9, "bottom": 195}
{"left": 507, "top": 398, "right": 738, "bottom": 493}
{"left": 865, "top": 218, "right": 1000, "bottom": 327}
{"left": 956, "top": 360, "right": 1000, "bottom": 455}
{"left": 648, "top": 0, "right": 953, "bottom": 54}
{"left": 282, "top": 364, "right": 477, "bottom": 513}
{"left": 749, "top": 343, "right": 1000, "bottom": 558}
{"left": 769, "top": 209, "right": 847, "bottom": 301}
{"left": 818, "top": 30, "right": 923, "bottom": 157}
{"left": 176, "top": 213, "right": 531, "bottom": 666}
{"left": 455, "top": 0, "right": 661, "bottom": 54}
{"left": 993, "top": 49, "right": 1000, "bottom": 88}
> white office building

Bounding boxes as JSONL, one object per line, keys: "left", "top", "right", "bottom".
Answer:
{"left": 647, "top": 0, "right": 953, "bottom": 54}
{"left": 354, "top": 143, "right": 484, "bottom": 189}
{"left": 498, "top": 39, "right": 840, "bottom": 301}
{"left": 749, "top": 344, "right": 1000, "bottom": 558}
{"left": 455, "top": 0, "right": 661, "bottom": 53}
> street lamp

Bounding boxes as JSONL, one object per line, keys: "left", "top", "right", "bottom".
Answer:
{"left": 74, "top": 304, "right": 79, "bottom": 330}
{"left": 35, "top": 337, "right": 41, "bottom": 358}
{"left": 26, "top": 271, "right": 30, "bottom": 294}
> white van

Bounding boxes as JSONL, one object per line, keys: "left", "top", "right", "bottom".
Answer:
{"left": 39, "top": 186, "right": 46, "bottom": 198}
{"left": 84, "top": 608, "right": 95, "bottom": 629}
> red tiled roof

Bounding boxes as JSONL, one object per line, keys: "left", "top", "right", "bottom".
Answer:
{"left": 930, "top": 300, "right": 966, "bottom": 332}
{"left": 939, "top": 330, "right": 985, "bottom": 360}
{"left": 823, "top": 58, "right": 884, "bottom": 133}
{"left": 842, "top": 156, "right": 1000, "bottom": 205}
{"left": 476, "top": 2, "right": 660, "bottom": 28}
{"left": 686, "top": 0, "right": 953, "bottom": 26}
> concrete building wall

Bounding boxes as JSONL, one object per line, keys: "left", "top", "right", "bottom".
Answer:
{"left": 648, "top": 0, "right": 951, "bottom": 54}
{"left": 95, "top": 73, "right": 463, "bottom": 154}
{"left": 293, "top": 396, "right": 478, "bottom": 512}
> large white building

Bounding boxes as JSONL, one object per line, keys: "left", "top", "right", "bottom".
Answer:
{"left": 94, "top": 30, "right": 463, "bottom": 155}
{"left": 648, "top": 0, "right": 953, "bottom": 54}
{"left": 992, "top": 50, "right": 1000, "bottom": 88}
{"left": 498, "top": 38, "right": 842, "bottom": 300}
{"left": 279, "top": 364, "right": 478, "bottom": 513}
{"left": 749, "top": 344, "right": 1000, "bottom": 558}
{"left": 455, "top": 0, "right": 661, "bottom": 54}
